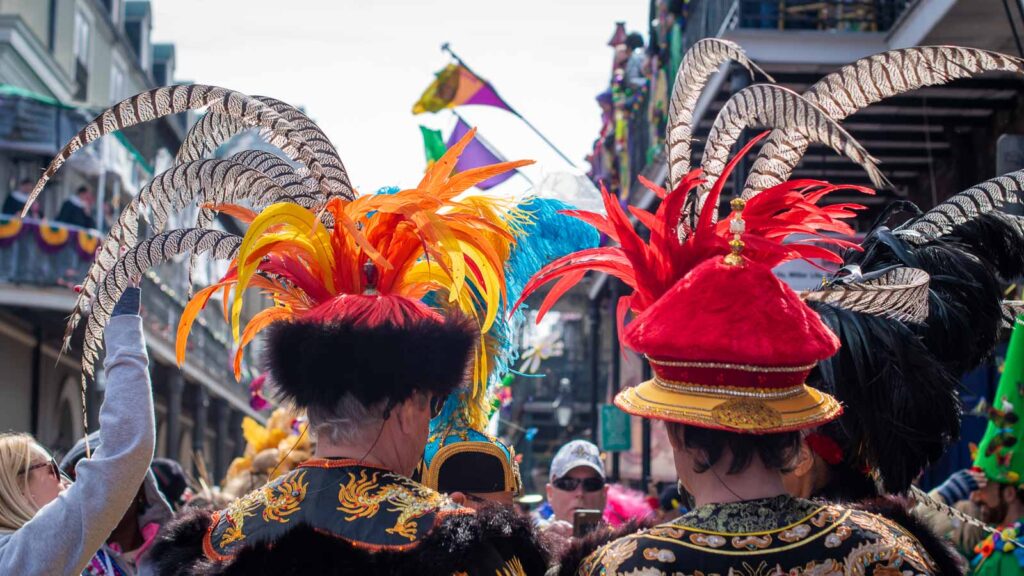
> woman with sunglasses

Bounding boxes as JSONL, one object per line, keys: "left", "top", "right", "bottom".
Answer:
{"left": 0, "top": 285, "right": 155, "bottom": 575}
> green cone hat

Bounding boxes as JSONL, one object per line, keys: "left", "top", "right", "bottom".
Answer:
{"left": 974, "top": 315, "right": 1024, "bottom": 485}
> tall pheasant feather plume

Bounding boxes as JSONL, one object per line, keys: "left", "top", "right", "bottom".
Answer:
{"left": 903, "top": 169, "right": 1024, "bottom": 242}
{"left": 177, "top": 95, "right": 352, "bottom": 199}
{"left": 698, "top": 84, "right": 888, "bottom": 205}
{"left": 666, "top": 38, "right": 773, "bottom": 191}
{"left": 742, "top": 47, "right": 1024, "bottom": 197}
{"left": 23, "top": 86, "right": 338, "bottom": 213}
{"left": 29, "top": 87, "right": 353, "bottom": 360}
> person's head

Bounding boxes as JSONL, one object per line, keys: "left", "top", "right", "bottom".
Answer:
{"left": 972, "top": 480, "right": 1024, "bottom": 524}
{"left": 545, "top": 440, "right": 607, "bottom": 521}
{"left": 17, "top": 178, "right": 32, "bottom": 192}
{"left": 625, "top": 32, "right": 645, "bottom": 52}
{"left": 75, "top": 184, "right": 95, "bottom": 206}
{"left": 265, "top": 301, "right": 477, "bottom": 478}
{"left": 418, "top": 393, "right": 523, "bottom": 509}
{"left": 665, "top": 422, "right": 801, "bottom": 495}
{"left": 307, "top": 391, "right": 443, "bottom": 477}
{"left": 0, "top": 433, "right": 69, "bottom": 531}
{"left": 151, "top": 458, "right": 190, "bottom": 510}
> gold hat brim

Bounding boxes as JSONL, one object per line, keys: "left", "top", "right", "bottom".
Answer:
{"left": 614, "top": 379, "right": 842, "bottom": 434}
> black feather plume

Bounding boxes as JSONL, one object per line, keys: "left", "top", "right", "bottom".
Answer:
{"left": 942, "top": 211, "right": 1024, "bottom": 282}
{"left": 848, "top": 226, "right": 1004, "bottom": 375}
{"left": 808, "top": 301, "right": 962, "bottom": 497}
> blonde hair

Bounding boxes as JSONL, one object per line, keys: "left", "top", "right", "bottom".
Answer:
{"left": 0, "top": 433, "right": 42, "bottom": 531}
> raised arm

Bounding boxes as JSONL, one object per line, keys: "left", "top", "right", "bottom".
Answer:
{"left": 0, "top": 287, "right": 155, "bottom": 575}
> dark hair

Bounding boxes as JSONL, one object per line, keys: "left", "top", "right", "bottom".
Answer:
{"left": 18, "top": 178, "right": 33, "bottom": 186}
{"left": 75, "top": 185, "right": 91, "bottom": 195}
{"left": 625, "top": 32, "right": 645, "bottom": 51}
{"left": 667, "top": 422, "right": 801, "bottom": 475}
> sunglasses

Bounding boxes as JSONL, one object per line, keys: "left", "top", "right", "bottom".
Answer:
{"left": 22, "top": 457, "right": 60, "bottom": 480}
{"left": 430, "top": 395, "right": 446, "bottom": 419}
{"left": 552, "top": 476, "right": 605, "bottom": 492}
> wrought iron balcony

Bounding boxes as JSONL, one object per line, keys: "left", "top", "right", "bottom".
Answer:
{"left": 0, "top": 216, "right": 255, "bottom": 406}
{"left": 681, "top": 0, "right": 911, "bottom": 53}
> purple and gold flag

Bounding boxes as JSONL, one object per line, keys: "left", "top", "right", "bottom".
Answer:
{"left": 413, "top": 64, "right": 515, "bottom": 115}
{"left": 447, "top": 118, "right": 517, "bottom": 190}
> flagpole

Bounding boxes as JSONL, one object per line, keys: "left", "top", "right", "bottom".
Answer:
{"left": 451, "top": 111, "right": 534, "bottom": 187}
{"left": 441, "top": 43, "right": 578, "bottom": 168}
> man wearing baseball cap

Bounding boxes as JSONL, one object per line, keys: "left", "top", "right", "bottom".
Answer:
{"left": 543, "top": 440, "right": 608, "bottom": 532}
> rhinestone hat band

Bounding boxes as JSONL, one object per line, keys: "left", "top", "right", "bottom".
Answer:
{"left": 652, "top": 377, "right": 807, "bottom": 400}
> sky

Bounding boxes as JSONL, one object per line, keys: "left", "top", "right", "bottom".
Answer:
{"left": 151, "top": 0, "right": 649, "bottom": 193}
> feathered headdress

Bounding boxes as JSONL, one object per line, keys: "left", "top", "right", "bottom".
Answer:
{"left": 515, "top": 64, "right": 881, "bottom": 432}
{"left": 419, "top": 196, "right": 599, "bottom": 494}
{"left": 766, "top": 46, "right": 1024, "bottom": 497}
{"left": 177, "top": 128, "right": 533, "bottom": 409}
{"left": 646, "top": 42, "right": 1024, "bottom": 494}
{"left": 517, "top": 131, "right": 870, "bottom": 337}
{"left": 23, "top": 84, "right": 534, "bottom": 419}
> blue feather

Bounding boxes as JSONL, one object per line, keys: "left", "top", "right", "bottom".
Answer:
{"left": 427, "top": 197, "right": 598, "bottom": 436}
{"left": 488, "top": 197, "right": 599, "bottom": 388}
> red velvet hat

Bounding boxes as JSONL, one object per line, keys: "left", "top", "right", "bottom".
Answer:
{"left": 517, "top": 134, "right": 867, "bottom": 434}
{"left": 617, "top": 199, "right": 843, "bottom": 434}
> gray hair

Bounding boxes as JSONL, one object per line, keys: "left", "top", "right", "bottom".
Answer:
{"left": 307, "top": 394, "right": 388, "bottom": 445}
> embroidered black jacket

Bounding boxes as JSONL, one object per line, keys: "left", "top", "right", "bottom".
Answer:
{"left": 578, "top": 495, "right": 939, "bottom": 575}
{"left": 148, "top": 460, "right": 547, "bottom": 575}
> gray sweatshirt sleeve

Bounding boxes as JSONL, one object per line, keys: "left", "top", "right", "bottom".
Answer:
{"left": 0, "top": 315, "right": 155, "bottom": 576}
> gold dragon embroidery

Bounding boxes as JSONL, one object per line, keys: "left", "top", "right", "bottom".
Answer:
{"left": 336, "top": 469, "right": 444, "bottom": 541}
{"left": 216, "top": 469, "right": 309, "bottom": 548}
{"left": 262, "top": 469, "right": 308, "bottom": 523}
{"left": 219, "top": 494, "right": 259, "bottom": 548}
{"left": 495, "top": 557, "right": 526, "bottom": 576}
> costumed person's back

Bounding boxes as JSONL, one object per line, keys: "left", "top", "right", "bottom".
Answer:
{"left": 516, "top": 55, "right": 944, "bottom": 570}
{"left": 21, "top": 85, "right": 549, "bottom": 575}
{"left": 582, "top": 201, "right": 936, "bottom": 574}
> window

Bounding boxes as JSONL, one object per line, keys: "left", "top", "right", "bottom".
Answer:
{"left": 110, "top": 63, "right": 124, "bottom": 104}
{"left": 73, "top": 8, "right": 91, "bottom": 100}
{"left": 139, "top": 18, "right": 150, "bottom": 70}
{"left": 73, "top": 9, "right": 90, "bottom": 66}
{"left": 110, "top": 0, "right": 122, "bottom": 26}
{"left": 153, "top": 62, "right": 167, "bottom": 85}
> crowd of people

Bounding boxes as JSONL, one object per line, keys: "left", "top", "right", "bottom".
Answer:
{"left": 2, "top": 36, "right": 1024, "bottom": 576}
{"left": 1, "top": 179, "right": 98, "bottom": 229}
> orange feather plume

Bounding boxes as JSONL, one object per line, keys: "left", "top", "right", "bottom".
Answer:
{"left": 175, "top": 128, "right": 535, "bottom": 419}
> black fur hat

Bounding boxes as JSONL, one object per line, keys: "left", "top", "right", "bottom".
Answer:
{"left": 264, "top": 312, "right": 477, "bottom": 410}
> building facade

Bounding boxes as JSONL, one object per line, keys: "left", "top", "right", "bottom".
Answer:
{"left": 0, "top": 0, "right": 259, "bottom": 484}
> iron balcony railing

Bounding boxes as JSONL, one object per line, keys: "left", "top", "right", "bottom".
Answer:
{"left": 681, "top": 0, "right": 912, "bottom": 54}
{"left": 0, "top": 216, "right": 253, "bottom": 401}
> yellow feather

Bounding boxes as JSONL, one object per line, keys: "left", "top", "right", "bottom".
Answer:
{"left": 232, "top": 204, "right": 336, "bottom": 340}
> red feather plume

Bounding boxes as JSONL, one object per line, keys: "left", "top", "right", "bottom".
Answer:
{"left": 515, "top": 131, "right": 872, "bottom": 333}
